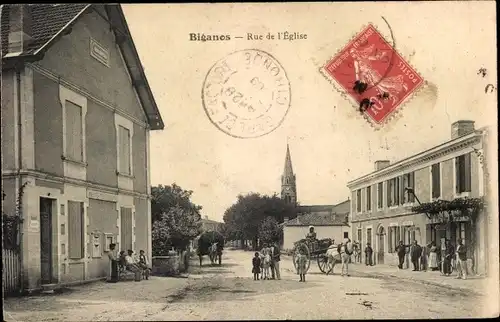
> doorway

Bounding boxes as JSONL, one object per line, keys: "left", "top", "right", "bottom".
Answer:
{"left": 40, "top": 197, "right": 54, "bottom": 284}
{"left": 377, "top": 226, "right": 385, "bottom": 265}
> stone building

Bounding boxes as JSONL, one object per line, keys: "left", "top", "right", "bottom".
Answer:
{"left": 347, "top": 120, "right": 491, "bottom": 275}
{"left": 1, "top": 4, "right": 164, "bottom": 293}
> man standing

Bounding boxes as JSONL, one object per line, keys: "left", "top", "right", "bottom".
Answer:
{"left": 455, "top": 239, "right": 468, "bottom": 280}
{"left": 271, "top": 241, "right": 281, "bottom": 280}
{"left": 442, "top": 239, "right": 454, "bottom": 276}
{"left": 410, "top": 240, "right": 422, "bottom": 271}
{"left": 364, "top": 242, "right": 373, "bottom": 266}
{"left": 396, "top": 241, "right": 407, "bottom": 269}
{"left": 340, "top": 239, "right": 352, "bottom": 276}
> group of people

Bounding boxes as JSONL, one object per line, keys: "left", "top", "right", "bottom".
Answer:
{"left": 395, "top": 238, "right": 469, "bottom": 279}
{"left": 252, "top": 242, "right": 281, "bottom": 281}
{"left": 107, "top": 243, "right": 151, "bottom": 283}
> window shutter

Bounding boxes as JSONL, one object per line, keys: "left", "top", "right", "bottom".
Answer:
{"left": 68, "top": 201, "right": 83, "bottom": 259}
{"left": 386, "top": 180, "right": 391, "bottom": 206}
{"left": 65, "top": 101, "right": 83, "bottom": 162}
{"left": 455, "top": 157, "right": 460, "bottom": 193}
{"left": 464, "top": 153, "right": 472, "bottom": 192}
{"left": 118, "top": 126, "right": 131, "bottom": 174}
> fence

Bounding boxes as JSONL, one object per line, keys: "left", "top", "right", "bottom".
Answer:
{"left": 2, "top": 248, "right": 21, "bottom": 295}
{"left": 2, "top": 214, "right": 21, "bottom": 295}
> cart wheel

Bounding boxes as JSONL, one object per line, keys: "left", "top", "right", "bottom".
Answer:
{"left": 292, "top": 242, "right": 311, "bottom": 273}
{"left": 317, "top": 254, "right": 329, "bottom": 273}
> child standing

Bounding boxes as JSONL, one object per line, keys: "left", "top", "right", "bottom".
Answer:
{"left": 138, "top": 250, "right": 151, "bottom": 280}
{"left": 252, "top": 252, "right": 261, "bottom": 280}
{"left": 295, "top": 248, "right": 307, "bottom": 282}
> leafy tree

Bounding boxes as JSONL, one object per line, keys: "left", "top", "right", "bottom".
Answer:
{"left": 258, "top": 216, "right": 283, "bottom": 245}
{"left": 151, "top": 184, "right": 202, "bottom": 222}
{"left": 152, "top": 205, "right": 202, "bottom": 255}
{"left": 223, "top": 193, "right": 297, "bottom": 250}
{"left": 151, "top": 184, "right": 203, "bottom": 254}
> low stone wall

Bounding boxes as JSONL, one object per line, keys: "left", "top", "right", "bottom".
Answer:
{"left": 152, "top": 251, "right": 190, "bottom": 276}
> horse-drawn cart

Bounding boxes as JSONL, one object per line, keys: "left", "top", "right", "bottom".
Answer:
{"left": 292, "top": 238, "right": 341, "bottom": 274}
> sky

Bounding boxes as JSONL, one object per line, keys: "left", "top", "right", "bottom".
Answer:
{"left": 122, "top": 2, "right": 497, "bottom": 222}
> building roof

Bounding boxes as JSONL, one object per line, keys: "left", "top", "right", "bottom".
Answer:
{"left": 1, "top": 4, "right": 164, "bottom": 130}
{"left": 347, "top": 127, "right": 490, "bottom": 188}
{"left": 286, "top": 212, "right": 349, "bottom": 227}
{"left": 287, "top": 199, "right": 350, "bottom": 227}
{"left": 298, "top": 200, "right": 350, "bottom": 214}
{"left": 200, "top": 218, "right": 222, "bottom": 225}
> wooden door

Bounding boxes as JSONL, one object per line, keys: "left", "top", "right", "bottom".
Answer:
{"left": 120, "top": 207, "right": 133, "bottom": 252}
{"left": 377, "top": 228, "right": 385, "bottom": 265}
{"left": 40, "top": 198, "right": 53, "bottom": 284}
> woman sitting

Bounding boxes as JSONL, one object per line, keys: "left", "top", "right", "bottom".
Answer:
{"left": 306, "top": 226, "right": 317, "bottom": 240}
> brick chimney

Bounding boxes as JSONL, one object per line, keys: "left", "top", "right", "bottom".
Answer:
{"left": 374, "top": 160, "right": 390, "bottom": 171}
{"left": 451, "top": 120, "right": 475, "bottom": 139}
{"left": 7, "top": 5, "right": 33, "bottom": 55}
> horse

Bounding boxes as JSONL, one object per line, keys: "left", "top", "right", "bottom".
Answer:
{"left": 197, "top": 231, "right": 224, "bottom": 266}
{"left": 325, "top": 244, "right": 342, "bottom": 275}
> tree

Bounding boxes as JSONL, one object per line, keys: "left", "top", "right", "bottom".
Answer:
{"left": 151, "top": 184, "right": 203, "bottom": 254}
{"left": 223, "top": 193, "right": 298, "bottom": 250}
{"left": 151, "top": 184, "right": 202, "bottom": 222}
{"left": 258, "top": 216, "right": 283, "bottom": 245}
{"left": 152, "top": 205, "right": 202, "bottom": 255}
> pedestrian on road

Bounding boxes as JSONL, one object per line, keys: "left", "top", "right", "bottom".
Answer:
{"left": 271, "top": 242, "right": 281, "bottom": 280}
{"left": 429, "top": 242, "right": 438, "bottom": 271}
{"left": 252, "top": 252, "right": 261, "bottom": 281}
{"left": 442, "top": 239, "right": 454, "bottom": 276}
{"left": 396, "top": 241, "right": 407, "bottom": 269}
{"left": 295, "top": 247, "right": 307, "bottom": 282}
{"left": 138, "top": 250, "right": 151, "bottom": 280}
{"left": 420, "top": 243, "right": 429, "bottom": 272}
{"left": 364, "top": 243, "right": 373, "bottom": 266}
{"left": 455, "top": 239, "right": 468, "bottom": 280}
{"left": 339, "top": 240, "right": 351, "bottom": 276}
{"left": 107, "top": 243, "right": 118, "bottom": 283}
{"left": 410, "top": 240, "right": 422, "bottom": 271}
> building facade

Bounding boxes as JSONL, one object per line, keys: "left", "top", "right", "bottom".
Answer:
{"left": 1, "top": 4, "right": 164, "bottom": 292}
{"left": 347, "top": 121, "right": 490, "bottom": 275}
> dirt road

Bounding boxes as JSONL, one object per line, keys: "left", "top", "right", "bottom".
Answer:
{"left": 3, "top": 249, "right": 491, "bottom": 320}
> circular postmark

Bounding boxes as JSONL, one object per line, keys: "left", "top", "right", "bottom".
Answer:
{"left": 202, "top": 49, "right": 291, "bottom": 139}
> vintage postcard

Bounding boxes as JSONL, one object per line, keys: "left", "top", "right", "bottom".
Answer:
{"left": 1, "top": 2, "right": 498, "bottom": 320}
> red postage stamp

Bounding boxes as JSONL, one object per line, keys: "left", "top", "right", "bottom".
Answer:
{"left": 322, "top": 24, "right": 424, "bottom": 125}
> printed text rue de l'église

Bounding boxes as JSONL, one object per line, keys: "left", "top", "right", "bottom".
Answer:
{"left": 189, "top": 32, "right": 308, "bottom": 42}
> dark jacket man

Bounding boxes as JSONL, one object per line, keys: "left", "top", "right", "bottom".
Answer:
{"left": 410, "top": 241, "right": 422, "bottom": 271}
{"left": 395, "top": 241, "right": 407, "bottom": 269}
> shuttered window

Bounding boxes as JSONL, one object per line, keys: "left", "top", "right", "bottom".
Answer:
{"left": 120, "top": 207, "right": 133, "bottom": 252}
{"left": 356, "top": 190, "right": 362, "bottom": 212}
{"left": 68, "top": 201, "right": 84, "bottom": 259}
{"left": 118, "top": 126, "right": 131, "bottom": 175}
{"left": 377, "top": 182, "right": 383, "bottom": 209}
{"left": 456, "top": 153, "right": 472, "bottom": 193}
{"left": 366, "top": 186, "right": 371, "bottom": 211}
{"left": 431, "top": 163, "right": 441, "bottom": 199}
{"left": 65, "top": 101, "right": 83, "bottom": 162}
{"left": 402, "top": 172, "right": 415, "bottom": 203}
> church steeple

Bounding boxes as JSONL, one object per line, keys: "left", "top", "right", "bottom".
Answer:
{"left": 281, "top": 143, "right": 297, "bottom": 205}
{"left": 283, "top": 144, "right": 294, "bottom": 177}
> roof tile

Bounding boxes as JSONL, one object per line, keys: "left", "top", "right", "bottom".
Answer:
{"left": 1, "top": 4, "right": 88, "bottom": 57}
